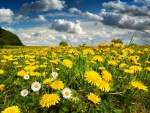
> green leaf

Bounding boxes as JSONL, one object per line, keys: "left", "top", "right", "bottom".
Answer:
{"left": 76, "top": 104, "right": 82, "bottom": 112}
{"left": 95, "top": 105, "right": 101, "bottom": 111}
{"left": 61, "top": 106, "right": 69, "bottom": 112}
{"left": 27, "top": 102, "right": 35, "bottom": 106}
{"left": 113, "top": 109, "right": 122, "bottom": 113}
{"left": 128, "top": 106, "right": 137, "bottom": 112}
{"left": 59, "top": 110, "right": 66, "bottom": 113}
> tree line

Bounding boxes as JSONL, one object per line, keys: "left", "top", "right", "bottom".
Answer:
{"left": 0, "top": 27, "right": 24, "bottom": 46}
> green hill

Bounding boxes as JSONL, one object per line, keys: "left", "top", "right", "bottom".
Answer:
{"left": 0, "top": 27, "right": 24, "bottom": 46}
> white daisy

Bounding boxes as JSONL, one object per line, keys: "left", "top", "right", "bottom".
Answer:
{"left": 20, "top": 89, "right": 28, "bottom": 97}
{"left": 31, "top": 81, "right": 41, "bottom": 92}
{"left": 51, "top": 72, "right": 58, "bottom": 79}
{"left": 23, "top": 74, "right": 30, "bottom": 80}
{"left": 62, "top": 88, "right": 72, "bottom": 99}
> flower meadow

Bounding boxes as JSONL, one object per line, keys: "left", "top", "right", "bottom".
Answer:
{"left": 0, "top": 42, "right": 150, "bottom": 113}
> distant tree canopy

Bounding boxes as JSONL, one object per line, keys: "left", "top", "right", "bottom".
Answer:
{"left": 59, "top": 41, "right": 68, "bottom": 46}
{"left": 111, "top": 38, "right": 123, "bottom": 44}
{"left": 0, "top": 27, "right": 24, "bottom": 46}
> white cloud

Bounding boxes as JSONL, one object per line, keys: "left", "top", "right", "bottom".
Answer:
{"left": 83, "top": 11, "right": 103, "bottom": 21}
{"left": 15, "top": 27, "right": 59, "bottom": 46}
{"left": 51, "top": 19, "right": 85, "bottom": 34}
{"left": 46, "top": 12, "right": 81, "bottom": 18}
{"left": 19, "top": 0, "right": 65, "bottom": 14}
{"left": 134, "top": 0, "right": 150, "bottom": 5}
{"left": 69, "top": 7, "right": 103, "bottom": 21}
{"left": 69, "top": 8, "right": 82, "bottom": 14}
{"left": 0, "top": 8, "right": 14, "bottom": 23}
{"left": 2, "top": 27, "right": 15, "bottom": 32}
{"left": 14, "top": 15, "right": 23, "bottom": 20}
{"left": 102, "top": 0, "right": 150, "bottom": 16}
{"left": 3, "top": 21, "right": 150, "bottom": 46}
{"left": 99, "top": 9, "right": 150, "bottom": 31}
{"left": 36, "top": 15, "right": 47, "bottom": 22}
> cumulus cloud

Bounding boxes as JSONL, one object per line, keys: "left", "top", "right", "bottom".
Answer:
{"left": 4, "top": 24, "right": 149, "bottom": 46}
{"left": 68, "top": 7, "right": 150, "bottom": 31}
{"left": 69, "top": 8, "right": 82, "bottom": 14}
{"left": 38, "top": 15, "right": 47, "bottom": 22}
{"left": 102, "top": 0, "right": 150, "bottom": 17}
{"left": 51, "top": 19, "right": 85, "bottom": 34}
{"left": 34, "top": 15, "right": 47, "bottom": 22}
{"left": 14, "top": 14, "right": 23, "bottom": 20}
{"left": 19, "top": 0, "right": 65, "bottom": 14}
{"left": 0, "top": 8, "right": 14, "bottom": 23}
{"left": 69, "top": 7, "right": 103, "bottom": 21}
{"left": 83, "top": 11, "right": 103, "bottom": 21}
{"left": 16, "top": 27, "right": 58, "bottom": 46}
{"left": 100, "top": 9, "right": 150, "bottom": 31}
{"left": 46, "top": 12, "right": 81, "bottom": 18}
{"left": 2, "top": 27, "right": 15, "bottom": 32}
{"left": 134, "top": 0, "right": 150, "bottom": 5}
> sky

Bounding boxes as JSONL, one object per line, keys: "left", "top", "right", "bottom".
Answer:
{"left": 0, "top": 0, "right": 150, "bottom": 46}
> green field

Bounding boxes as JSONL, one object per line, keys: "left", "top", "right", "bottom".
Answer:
{"left": 0, "top": 43, "right": 150, "bottom": 113}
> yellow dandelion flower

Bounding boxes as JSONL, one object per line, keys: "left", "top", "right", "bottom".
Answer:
{"left": 1, "top": 59, "right": 7, "bottom": 63}
{"left": 92, "top": 55, "right": 104, "bottom": 62}
{"left": 145, "top": 67, "right": 150, "bottom": 71}
{"left": 51, "top": 80, "right": 64, "bottom": 90}
{"left": 84, "top": 71, "right": 102, "bottom": 86}
{"left": 90, "top": 60, "right": 96, "bottom": 64}
{"left": 98, "top": 67, "right": 106, "bottom": 70}
{"left": 24, "top": 65, "right": 37, "bottom": 72}
{"left": 130, "top": 81, "right": 148, "bottom": 91}
{"left": 13, "top": 61, "right": 19, "bottom": 65}
{"left": 87, "top": 93, "right": 101, "bottom": 104}
{"left": 143, "top": 48, "right": 148, "bottom": 52}
{"left": 50, "top": 59, "right": 60, "bottom": 65}
{"left": 17, "top": 70, "right": 27, "bottom": 77}
{"left": 40, "top": 93, "right": 60, "bottom": 108}
{"left": 98, "top": 42, "right": 107, "bottom": 47}
{"left": 43, "top": 79, "right": 51, "bottom": 86}
{"left": 0, "top": 69, "right": 4, "bottom": 74}
{"left": 119, "top": 63, "right": 127, "bottom": 68}
{"left": 96, "top": 80, "right": 110, "bottom": 92}
{"left": 0, "top": 84, "right": 5, "bottom": 91}
{"left": 124, "top": 69, "right": 135, "bottom": 74}
{"left": 41, "top": 72, "right": 47, "bottom": 77}
{"left": 129, "top": 66, "right": 142, "bottom": 72}
{"left": 62, "top": 59, "right": 73, "bottom": 68}
{"left": 108, "top": 60, "right": 118, "bottom": 66}
{"left": 83, "top": 48, "right": 95, "bottom": 55}
{"left": 145, "top": 61, "right": 150, "bottom": 64}
{"left": 101, "top": 70, "right": 112, "bottom": 82}
{"left": 1, "top": 106, "right": 21, "bottom": 113}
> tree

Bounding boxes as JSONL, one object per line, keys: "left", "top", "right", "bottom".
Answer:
{"left": 0, "top": 27, "right": 24, "bottom": 46}
{"left": 111, "top": 38, "right": 123, "bottom": 44}
{"left": 59, "top": 41, "right": 68, "bottom": 46}
{"left": 0, "top": 39, "right": 5, "bottom": 46}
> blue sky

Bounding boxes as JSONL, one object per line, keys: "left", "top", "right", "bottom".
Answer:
{"left": 0, "top": 0, "right": 150, "bottom": 46}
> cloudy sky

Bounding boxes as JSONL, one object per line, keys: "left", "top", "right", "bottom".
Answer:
{"left": 0, "top": 0, "right": 150, "bottom": 46}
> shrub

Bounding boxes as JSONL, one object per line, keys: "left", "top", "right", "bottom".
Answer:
{"left": 111, "top": 38, "right": 123, "bottom": 44}
{"left": 59, "top": 41, "right": 68, "bottom": 46}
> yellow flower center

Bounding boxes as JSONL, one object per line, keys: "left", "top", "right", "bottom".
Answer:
{"left": 23, "top": 91, "right": 26, "bottom": 95}
{"left": 65, "top": 91, "right": 69, "bottom": 96}
{"left": 34, "top": 84, "right": 38, "bottom": 88}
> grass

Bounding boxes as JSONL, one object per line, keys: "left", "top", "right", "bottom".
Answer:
{"left": 0, "top": 42, "right": 150, "bottom": 113}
